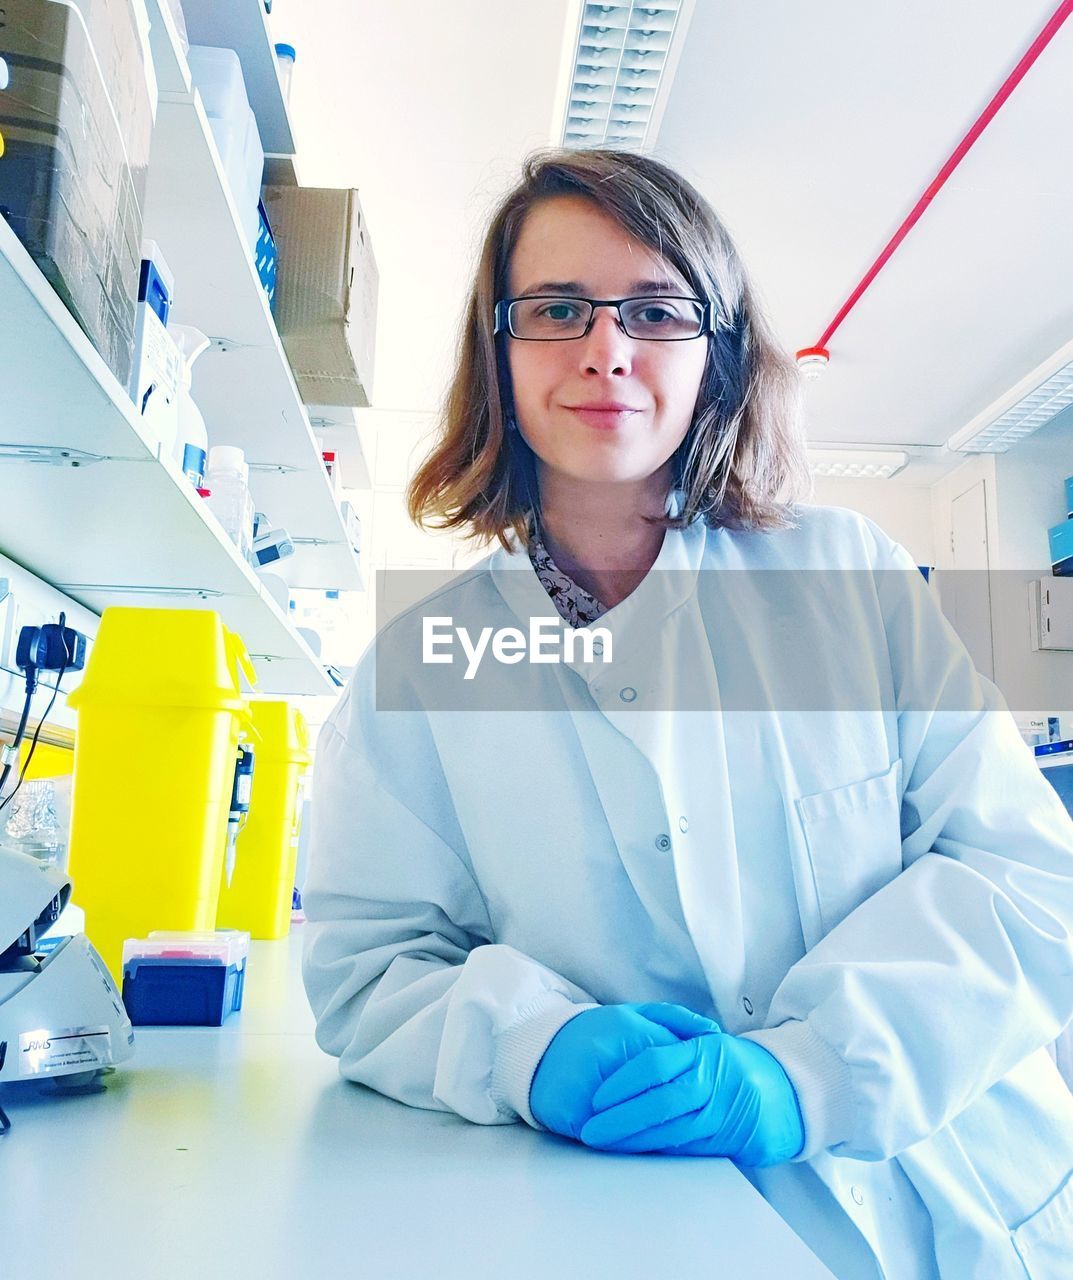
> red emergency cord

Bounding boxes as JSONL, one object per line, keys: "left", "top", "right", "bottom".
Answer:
{"left": 797, "top": 1, "right": 1073, "bottom": 369}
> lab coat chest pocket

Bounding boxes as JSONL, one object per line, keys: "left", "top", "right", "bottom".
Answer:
{"left": 795, "top": 760, "right": 903, "bottom": 941}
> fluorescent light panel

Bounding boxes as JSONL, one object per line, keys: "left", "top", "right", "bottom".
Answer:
{"left": 807, "top": 449, "right": 909, "bottom": 480}
{"left": 948, "top": 338, "right": 1073, "bottom": 453}
{"left": 562, "top": 1, "right": 684, "bottom": 149}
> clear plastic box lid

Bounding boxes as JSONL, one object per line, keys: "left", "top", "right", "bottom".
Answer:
{"left": 123, "top": 929, "right": 250, "bottom": 966}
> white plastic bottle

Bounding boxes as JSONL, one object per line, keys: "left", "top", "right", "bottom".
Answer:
{"left": 204, "top": 445, "right": 255, "bottom": 561}
{"left": 169, "top": 325, "right": 212, "bottom": 487}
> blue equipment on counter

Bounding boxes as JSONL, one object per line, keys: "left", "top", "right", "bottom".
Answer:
{"left": 1037, "top": 740, "right": 1073, "bottom": 820}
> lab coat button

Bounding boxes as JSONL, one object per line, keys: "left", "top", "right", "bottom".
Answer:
{"left": 678, "top": 815, "right": 689, "bottom": 833}
{"left": 850, "top": 1186, "right": 864, "bottom": 1206}
{"left": 619, "top": 686, "right": 637, "bottom": 703}
{"left": 592, "top": 638, "right": 604, "bottom": 656}
{"left": 655, "top": 834, "right": 671, "bottom": 851}
{"left": 742, "top": 996, "right": 754, "bottom": 1016}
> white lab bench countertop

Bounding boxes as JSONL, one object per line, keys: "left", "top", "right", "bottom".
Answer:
{"left": 0, "top": 929, "right": 834, "bottom": 1280}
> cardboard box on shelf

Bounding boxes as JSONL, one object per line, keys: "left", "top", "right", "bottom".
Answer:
{"left": 262, "top": 185, "right": 377, "bottom": 407}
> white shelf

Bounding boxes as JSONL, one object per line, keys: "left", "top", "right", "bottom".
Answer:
{"left": 141, "top": 77, "right": 362, "bottom": 592}
{"left": 305, "top": 405, "right": 374, "bottom": 489}
{"left": 145, "top": 0, "right": 192, "bottom": 95}
{"left": 179, "top": 0, "right": 297, "bottom": 155}
{"left": 0, "top": 215, "right": 332, "bottom": 697}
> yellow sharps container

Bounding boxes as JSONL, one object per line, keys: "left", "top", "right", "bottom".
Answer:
{"left": 66, "top": 608, "right": 256, "bottom": 981}
{"left": 216, "top": 700, "right": 311, "bottom": 939}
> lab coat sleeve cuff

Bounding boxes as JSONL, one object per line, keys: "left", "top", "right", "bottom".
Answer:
{"left": 491, "top": 996, "right": 597, "bottom": 1129}
{"left": 742, "top": 1020, "right": 856, "bottom": 1160}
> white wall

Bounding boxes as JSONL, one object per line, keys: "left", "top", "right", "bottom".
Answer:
{"left": 993, "top": 407, "right": 1073, "bottom": 569}
{"left": 808, "top": 477, "right": 936, "bottom": 565}
{"left": 926, "top": 418, "right": 1073, "bottom": 736}
{"left": 990, "top": 411, "right": 1073, "bottom": 733}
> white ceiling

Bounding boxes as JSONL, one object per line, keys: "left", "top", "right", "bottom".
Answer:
{"left": 271, "top": 0, "right": 1073, "bottom": 493}
{"left": 655, "top": 0, "right": 1073, "bottom": 471}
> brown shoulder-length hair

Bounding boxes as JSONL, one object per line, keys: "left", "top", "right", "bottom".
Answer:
{"left": 407, "top": 148, "right": 810, "bottom": 550}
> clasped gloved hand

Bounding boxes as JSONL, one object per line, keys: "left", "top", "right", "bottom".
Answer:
{"left": 529, "top": 1002, "right": 720, "bottom": 1141}
{"left": 579, "top": 1012, "right": 805, "bottom": 1167}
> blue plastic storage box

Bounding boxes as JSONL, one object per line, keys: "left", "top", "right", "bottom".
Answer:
{"left": 121, "top": 930, "right": 249, "bottom": 1026}
{"left": 122, "top": 956, "right": 246, "bottom": 1026}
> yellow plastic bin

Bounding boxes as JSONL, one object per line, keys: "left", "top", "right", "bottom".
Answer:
{"left": 217, "top": 700, "right": 311, "bottom": 939}
{"left": 66, "top": 608, "right": 256, "bottom": 981}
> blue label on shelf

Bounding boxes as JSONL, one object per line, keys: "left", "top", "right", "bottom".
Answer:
{"left": 181, "top": 444, "right": 207, "bottom": 488}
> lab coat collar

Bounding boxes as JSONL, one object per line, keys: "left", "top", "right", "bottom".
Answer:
{"left": 489, "top": 491, "right": 708, "bottom": 638}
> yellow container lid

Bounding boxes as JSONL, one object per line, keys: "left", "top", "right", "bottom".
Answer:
{"left": 68, "top": 608, "right": 257, "bottom": 713}
{"left": 248, "top": 699, "right": 312, "bottom": 765}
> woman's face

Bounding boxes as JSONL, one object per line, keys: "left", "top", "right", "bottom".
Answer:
{"left": 505, "top": 194, "right": 709, "bottom": 491}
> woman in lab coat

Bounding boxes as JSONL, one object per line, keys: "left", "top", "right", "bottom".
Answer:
{"left": 302, "top": 150, "right": 1073, "bottom": 1279}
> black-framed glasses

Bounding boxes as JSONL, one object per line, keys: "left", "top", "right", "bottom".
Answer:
{"left": 494, "top": 295, "right": 714, "bottom": 342}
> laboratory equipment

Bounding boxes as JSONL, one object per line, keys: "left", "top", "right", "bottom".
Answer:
{"left": 340, "top": 501, "right": 362, "bottom": 559}
{"left": 217, "top": 701, "right": 311, "bottom": 939}
{"left": 320, "top": 448, "right": 341, "bottom": 497}
{"left": 253, "top": 525, "right": 295, "bottom": 567}
{"left": 1049, "top": 518, "right": 1073, "bottom": 576}
{"left": 130, "top": 241, "right": 181, "bottom": 454}
{"left": 121, "top": 930, "right": 248, "bottom": 1026}
{"left": 66, "top": 608, "right": 256, "bottom": 981}
{"left": 185, "top": 45, "right": 264, "bottom": 249}
{"left": 274, "top": 43, "right": 296, "bottom": 102}
{"left": 203, "top": 446, "right": 255, "bottom": 559}
{"left": 0, "top": 848, "right": 134, "bottom": 1133}
{"left": 170, "top": 325, "right": 212, "bottom": 488}
{"left": 224, "top": 744, "right": 255, "bottom": 888}
{"left": 1037, "top": 740, "right": 1073, "bottom": 819}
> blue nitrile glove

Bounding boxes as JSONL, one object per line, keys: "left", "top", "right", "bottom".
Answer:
{"left": 580, "top": 1026, "right": 805, "bottom": 1166}
{"left": 530, "top": 1002, "right": 720, "bottom": 1141}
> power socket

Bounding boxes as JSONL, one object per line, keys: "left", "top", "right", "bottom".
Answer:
{"left": 16, "top": 617, "right": 87, "bottom": 675}
{"left": 0, "top": 581, "right": 20, "bottom": 675}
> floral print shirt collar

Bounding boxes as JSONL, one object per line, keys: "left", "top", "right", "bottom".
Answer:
{"left": 527, "top": 523, "right": 608, "bottom": 628}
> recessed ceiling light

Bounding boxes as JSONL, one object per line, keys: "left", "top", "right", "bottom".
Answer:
{"left": 560, "top": 1, "right": 690, "bottom": 150}
{"left": 948, "top": 337, "right": 1073, "bottom": 453}
{"left": 807, "top": 448, "right": 909, "bottom": 479}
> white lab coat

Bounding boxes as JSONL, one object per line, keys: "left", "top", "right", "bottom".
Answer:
{"left": 303, "top": 506, "right": 1073, "bottom": 1279}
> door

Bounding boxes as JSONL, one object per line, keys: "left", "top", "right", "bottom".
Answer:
{"left": 949, "top": 479, "right": 995, "bottom": 679}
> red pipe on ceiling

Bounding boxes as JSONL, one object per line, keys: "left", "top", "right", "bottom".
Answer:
{"left": 799, "top": 0, "right": 1073, "bottom": 363}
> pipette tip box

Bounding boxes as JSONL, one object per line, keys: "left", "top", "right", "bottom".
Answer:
{"left": 121, "top": 930, "right": 249, "bottom": 1026}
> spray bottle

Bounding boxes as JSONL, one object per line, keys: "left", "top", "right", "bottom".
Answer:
{"left": 169, "top": 325, "right": 212, "bottom": 488}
